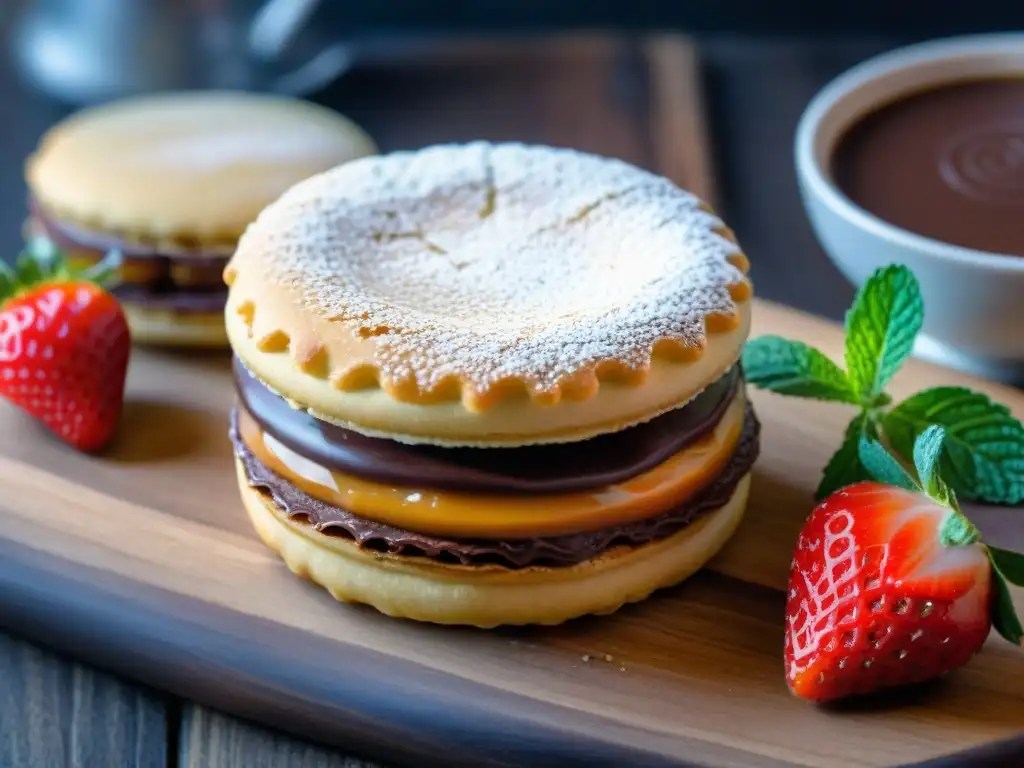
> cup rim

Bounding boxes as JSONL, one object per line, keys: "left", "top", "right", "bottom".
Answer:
{"left": 794, "top": 32, "right": 1024, "bottom": 272}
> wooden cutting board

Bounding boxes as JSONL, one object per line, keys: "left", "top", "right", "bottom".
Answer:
{"left": 1, "top": 34, "right": 1022, "bottom": 768}
{"left": 0, "top": 301, "right": 1022, "bottom": 768}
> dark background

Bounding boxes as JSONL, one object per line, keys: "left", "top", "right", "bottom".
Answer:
{"left": 3, "top": 3, "right": 1023, "bottom": 323}
{"left": 279, "top": 2, "right": 1024, "bottom": 37}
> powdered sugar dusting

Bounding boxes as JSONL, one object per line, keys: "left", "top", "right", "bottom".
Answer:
{"left": 234, "top": 142, "right": 746, "bottom": 394}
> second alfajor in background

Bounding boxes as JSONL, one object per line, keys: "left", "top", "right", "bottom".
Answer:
{"left": 25, "top": 91, "right": 376, "bottom": 347}
{"left": 224, "top": 142, "right": 759, "bottom": 627}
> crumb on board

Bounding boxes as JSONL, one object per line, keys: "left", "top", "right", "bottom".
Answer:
{"left": 582, "top": 654, "right": 591, "bottom": 663}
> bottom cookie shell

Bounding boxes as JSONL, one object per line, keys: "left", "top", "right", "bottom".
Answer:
{"left": 235, "top": 459, "right": 751, "bottom": 627}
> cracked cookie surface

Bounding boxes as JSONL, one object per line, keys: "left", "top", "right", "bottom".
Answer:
{"left": 227, "top": 143, "right": 751, "bottom": 406}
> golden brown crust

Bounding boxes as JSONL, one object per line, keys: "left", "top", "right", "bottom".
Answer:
{"left": 237, "top": 458, "right": 751, "bottom": 627}
{"left": 227, "top": 303, "right": 750, "bottom": 446}
{"left": 226, "top": 143, "right": 753, "bottom": 443}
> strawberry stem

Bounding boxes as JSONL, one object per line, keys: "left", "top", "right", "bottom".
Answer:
{"left": 940, "top": 511, "right": 981, "bottom": 547}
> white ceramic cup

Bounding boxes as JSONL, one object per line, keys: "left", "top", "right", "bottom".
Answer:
{"left": 795, "top": 33, "right": 1024, "bottom": 381}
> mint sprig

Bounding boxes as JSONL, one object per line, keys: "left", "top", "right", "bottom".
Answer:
{"left": 860, "top": 428, "right": 1023, "bottom": 646}
{"left": 742, "top": 264, "right": 1024, "bottom": 504}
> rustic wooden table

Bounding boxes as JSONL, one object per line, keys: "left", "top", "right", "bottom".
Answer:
{"left": 8, "top": 29, "right": 1017, "bottom": 768}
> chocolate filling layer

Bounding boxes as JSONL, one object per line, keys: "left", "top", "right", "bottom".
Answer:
{"left": 111, "top": 285, "right": 230, "bottom": 313}
{"left": 231, "top": 405, "right": 760, "bottom": 569}
{"left": 29, "top": 197, "right": 230, "bottom": 312}
{"left": 235, "top": 357, "right": 741, "bottom": 494}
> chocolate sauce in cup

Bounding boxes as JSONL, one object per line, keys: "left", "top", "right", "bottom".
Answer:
{"left": 832, "top": 78, "right": 1024, "bottom": 257}
{"left": 795, "top": 34, "right": 1024, "bottom": 382}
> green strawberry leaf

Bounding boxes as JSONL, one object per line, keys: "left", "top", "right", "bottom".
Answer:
{"left": 989, "top": 556, "right": 1024, "bottom": 646}
{"left": 815, "top": 411, "right": 874, "bottom": 499}
{"left": 24, "top": 236, "right": 61, "bottom": 277}
{"left": 858, "top": 433, "right": 919, "bottom": 492}
{"left": 79, "top": 249, "right": 123, "bottom": 289}
{"left": 742, "top": 336, "right": 856, "bottom": 403}
{"left": 990, "top": 546, "right": 1024, "bottom": 587}
{"left": 882, "top": 387, "right": 1024, "bottom": 504}
{"left": 0, "top": 260, "right": 15, "bottom": 304}
{"left": 843, "top": 264, "right": 923, "bottom": 403}
{"left": 913, "top": 425, "right": 946, "bottom": 499}
{"left": 15, "top": 249, "right": 43, "bottom": 286}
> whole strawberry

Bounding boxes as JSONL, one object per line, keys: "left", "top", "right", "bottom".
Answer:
{"left": 785, "top": 426, "right": 1024, "bottom": 702}
{"left": 0, "top": 239, "right": 130, "bottom": 452}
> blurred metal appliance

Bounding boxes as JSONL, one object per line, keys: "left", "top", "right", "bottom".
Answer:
{"left": 10, "top": 0, "right": 349, "bottom": 103}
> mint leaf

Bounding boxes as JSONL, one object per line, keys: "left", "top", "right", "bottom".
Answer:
{"left": 990, "top": 546, "right": 1024, "bottom": 587}
{"left": 858, "top": 434, "right": 918, "bottom": 491}
{"left": 815, "top": 412, "right": 873, "bottom": 499}
{"left": 742, "top": 336, "right": 855, "bottom": 403}
{"left": 883, "top": 387, "right": 1024, "bottom": 504}
{"left": 989, "top": 560, "right": 1024, "bottom": 646}
{"left": 843, "top": 265, "right": 923, "bottom": 402}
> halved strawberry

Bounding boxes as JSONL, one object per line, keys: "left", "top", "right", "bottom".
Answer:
{"left": 0, "top": 239, "right": 130, "bottom": 452}
{"left": 785, "top": 426, "right": 1024, "bottom": 702}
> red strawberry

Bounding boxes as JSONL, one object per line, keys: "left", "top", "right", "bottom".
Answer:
{"left": 785, "top": 426, "right": 1024, "bottom": 702}
{"left": 0, "top": 240, "right": 130, "bottom": 452}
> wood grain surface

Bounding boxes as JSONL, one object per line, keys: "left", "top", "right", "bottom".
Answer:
{"left": 179, "top": 708, "right": 376, "bottom": 768}
{"left": 0, "top": 296, "right": 1021, "bottom": 768}
{"left": 0, "top": 634, "right": 168, "bottom": 768}
{"left": 0, "top": 33, "right": 1021, "bottom": 768}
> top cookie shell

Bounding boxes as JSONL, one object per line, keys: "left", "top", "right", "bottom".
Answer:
{"left": 25, "top": 91, "right": 377, "bottom": 248}
{"left": 225, "top": 142, "right": 753, "bottom": 446}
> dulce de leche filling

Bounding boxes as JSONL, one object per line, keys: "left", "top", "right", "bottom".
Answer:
{"left": 236, "top": 391, "right": 747, "bottom": 539}
{"left": 28, "top": 197, "right": 231, "bottom": 313}
{"left": 229, "top": 364, "right": 760, "bottom": 568}
{"left": 231, "top": 405, "right": 760, "bottom": 569}
{"left": 233, "top": 357, "right": 742, "bottom": 493}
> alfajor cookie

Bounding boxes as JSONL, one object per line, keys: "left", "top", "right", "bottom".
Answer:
{"left": 25, "top": 91, "right": 376, "bottom": 347}
{"left": 225, "top": 142, "right": 759, "bottom": 627}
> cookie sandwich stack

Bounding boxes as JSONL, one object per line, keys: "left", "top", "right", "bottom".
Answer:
{"left": 224, "top": 142, "right": 759, "bottom": 627}
{"left": 25, "top": 91, "right": 376, "bottom": 346}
